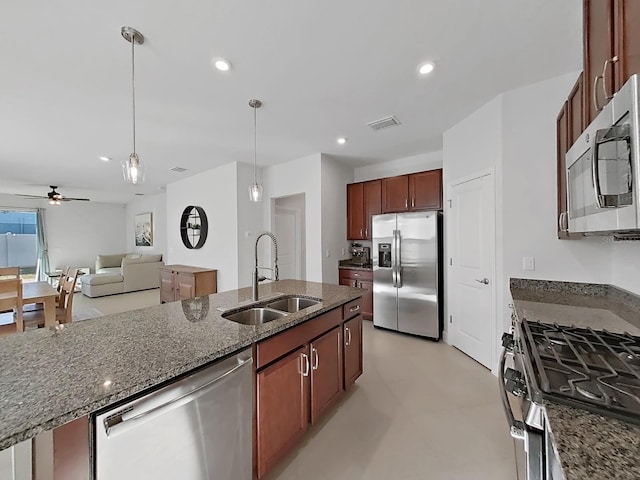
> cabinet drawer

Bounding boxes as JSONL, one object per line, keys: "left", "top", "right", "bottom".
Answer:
{"left": 339, "top": 268, "right": 372, "bottom": 281}
{"left": 342, "top": 298, "right": 363, "bottom": 320}
{"left": 256, "top": 308, "right": 343, "bottom": 370}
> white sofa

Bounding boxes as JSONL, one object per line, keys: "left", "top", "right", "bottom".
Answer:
{"left": 80, "top": 253, "right": 164, "bottom": 298}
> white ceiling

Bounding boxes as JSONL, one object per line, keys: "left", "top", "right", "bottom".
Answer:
{"left": 0, "top": 0, "right": 582, "bottom": 204}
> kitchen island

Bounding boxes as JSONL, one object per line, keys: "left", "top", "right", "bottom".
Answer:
{"left": 0, "top": 280, "right": 363, "bottom": 472}
{"left": 510, "top": 278, "right": 640, "bottom": 480}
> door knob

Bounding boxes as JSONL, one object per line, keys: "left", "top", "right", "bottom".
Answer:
{"left": 475, "top": 278, "right": 490, "bottom": 285}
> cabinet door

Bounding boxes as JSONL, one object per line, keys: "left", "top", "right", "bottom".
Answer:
{"left": 256, "top": 346, "right": 310, "bottom": 479}
{"left": 344, "top": 315, "right": 363, "bottom": 388}
{"left": 175, "top": 273, "right": 195, "bottom": 300}
{"left": 613, "top": 0, "right": 640, "bottom": 91}
{"left": 557, "top": 102, "right": 570, "bottom": 240}
{"left": 409, "top": 170, "right": 442, "bottom": 210}
{"left": 347, "top": 183, "right": 365, "bottom": 240}
{"left": 584, "top": 0, "right": 615, "bottom": 124}
{"left": 381, "top": 175, "right": 409, "bottom": 213}
{"left": 309, "top": 327, "right": 344, "bottom": 424}
{"left": 567, "top": 74, "right": 584, "bottom": 147}
{"left": 358, "top": 280, "right": 373, "bottom": 321}
{"left": 159, "top": 269, "right": 175, "bottom": 303}
{"left": 363, "top": 180, "right": 382, "bottom": 239}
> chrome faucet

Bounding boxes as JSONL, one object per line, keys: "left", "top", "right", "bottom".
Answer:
{"left": 253, "top": 231, "right": 279, "bottom": 301}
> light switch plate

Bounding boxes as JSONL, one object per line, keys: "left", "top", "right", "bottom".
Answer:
{"left": 522, "top": 257, "right": 535, "bottom": 271}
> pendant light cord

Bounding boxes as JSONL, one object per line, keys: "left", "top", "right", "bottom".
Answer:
{"left": 131, "top": 34, "right": 136, "bottom": 155}
{"left": 253, "top": 104, "right": 257, "bottom": 184}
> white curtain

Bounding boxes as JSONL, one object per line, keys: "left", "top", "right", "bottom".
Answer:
{"left": 35, "top": 208, "right": 50, "bottom": 281}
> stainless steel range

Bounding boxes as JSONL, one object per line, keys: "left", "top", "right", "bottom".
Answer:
{"left": 500, "top": 317, "right": 640, "bottom": 480}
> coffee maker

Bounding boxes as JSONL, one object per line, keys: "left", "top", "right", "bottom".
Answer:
{"left": 349, "top": 243, "right": 370, "bottom": 265}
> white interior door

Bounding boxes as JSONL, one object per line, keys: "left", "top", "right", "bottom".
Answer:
{"left": 274, "top": 207, "right": 301, "bottom": 280}
{"left": 449, "top": 173, "right": 495, "bottom": 369}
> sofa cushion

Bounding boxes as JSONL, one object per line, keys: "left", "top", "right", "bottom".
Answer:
{"left": 81, "top": 273, "right": 124, "bottom": 286}
{"left": 96, "top": 267, "right": 121, "bottom": 275}
{"left": 96, "top": 254, "right": 126, "bottom": 270}
{"left": 121, "top": 254, "right": 163, "bottom": 265}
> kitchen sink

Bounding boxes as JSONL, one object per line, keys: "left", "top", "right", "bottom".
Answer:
{"left": 265, "top": 296, "right": 321, "bottom": 313}
{"left": 222, "top": 307, "right": 287, "bottom": 325}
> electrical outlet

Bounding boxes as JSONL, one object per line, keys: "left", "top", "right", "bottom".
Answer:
{"left": 326, "top": 249, "right": 331, "bottom": 258}
{"left": 341, "top": 248, "right": 345, "bottom": 256}
{"left": 522, "top": 257, "right": 535, "bottom": 271}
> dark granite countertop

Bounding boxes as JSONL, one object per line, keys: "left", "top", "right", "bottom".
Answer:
{"left": 338, "top": 260, "right": 373, "bottom": 271}
{"left": 510, "top": 278, "right": 640, "bottom": 480}
{"left": 0, "top": 280, "right": 363, "bottom": 451}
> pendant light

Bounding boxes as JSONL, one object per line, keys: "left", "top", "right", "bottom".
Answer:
{"left": 248, "top": 99, "right": 263, "bottom": 202}
{"left": 121, "top": 26, "right": 146, "bottom": 185}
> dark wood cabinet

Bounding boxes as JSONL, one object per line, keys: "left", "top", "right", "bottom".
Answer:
{"left": 409, "top": 169, "right": 442, "bottom": 210}
{"left": 347, "top": 180, "right": 381, "bottom": 240}
{"left": 338, "top": 268, "right": 372, "bottom": 320}
{"left": 568, "top": 73, "right": 585, "bottom": 146}
{"left": 557, "top": 102, "right": 570, "bottom": 239}
{"left": 256, "top": 346, "right": 309, "bottom": 479}
{"left": 583, "top": 0, "right": 640, "bottom": 125}
{"left": 310, "top": 326, "right": 343, "bottom": 424}
{"left": 380, "top": 170, "right": 443, "bottom": 214}
{"left": 343, "top": 315, "right": 363, "bottom": 388}
{"left": 159, "top": 265, "right": 217, "bottom": 303}
{"left": 382, "top": 175, "right": 410, "bottom": 213}
{"left": 255, "top": 302, "right": 362, "bottom": 478}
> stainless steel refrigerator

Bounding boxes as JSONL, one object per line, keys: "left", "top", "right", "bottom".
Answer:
{"left": 372, "top": 211, "right": 442, "bottom": 339}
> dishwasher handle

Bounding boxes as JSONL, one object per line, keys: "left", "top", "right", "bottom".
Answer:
{"left": 104, "top": 356, "right": 253, "bottom": 438}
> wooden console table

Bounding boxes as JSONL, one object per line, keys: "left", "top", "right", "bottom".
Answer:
{"left": 159, "top": 265, "right": 217, "bottom": 303}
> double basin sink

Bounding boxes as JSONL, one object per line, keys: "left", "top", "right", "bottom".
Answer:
{"left": 222, "top": 296, "right": 321, "bottom": 325}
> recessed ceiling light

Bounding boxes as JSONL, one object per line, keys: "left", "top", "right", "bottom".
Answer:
{"left": 213, "top": 58, "right": 231, "bottom": 72}
{"left": 418, "top": 62, "right": 435, "bottom": 75}
{"left": 99, "top": 156, "right": 111, "bottom": 162}
{"left": 337, "top": 137, "right": 347, "bottom": 145}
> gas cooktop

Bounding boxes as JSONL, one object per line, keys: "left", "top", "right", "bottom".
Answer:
{"left": 519, "top": 320, "right": 640, "bottom": 425}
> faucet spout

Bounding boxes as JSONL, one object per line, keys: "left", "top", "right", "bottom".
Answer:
{"left": 252, "top": 231, "right": 279, "bottom": 301}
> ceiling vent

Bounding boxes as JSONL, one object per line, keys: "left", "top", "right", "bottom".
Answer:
{"left": 170, "top": 166, "right": 188, "bottom": 173}
{"left": 134, "top": 193, "right": 144, "bottom": 196}
{"left": 366, "top": 115, "right": 401, "bottom": 131}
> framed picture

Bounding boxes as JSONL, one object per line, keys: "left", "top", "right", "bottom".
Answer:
{"left": 135, "top": 212, "right": 153, "bottom": 247}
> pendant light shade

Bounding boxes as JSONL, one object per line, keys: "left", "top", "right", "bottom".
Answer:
{"left": 248, "top": 99, "right": 263, "bottom": 202}
{"left": 121, "top": 26, "right": 146, "bottom": 185}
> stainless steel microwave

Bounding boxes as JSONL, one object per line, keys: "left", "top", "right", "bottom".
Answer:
{"left": 565, "top": 74, "right": 640, "bottom": 235}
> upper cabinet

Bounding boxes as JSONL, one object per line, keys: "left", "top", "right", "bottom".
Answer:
{"left": 381, "top": 169, "right": 443, "bottom": 214}
{"left": 347, "top": 180, "right": 381, "bottom": 240}
{"left": 584, "top": 0, "right": 640, "bottom": 125}
{"left": 348, "top": 169, "right": 442, "bottom": 240}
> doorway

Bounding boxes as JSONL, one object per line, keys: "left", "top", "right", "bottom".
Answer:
{"left": 447, "top": 171, "right": 496, "bottom": 369}
{"left": 0, "top": 210, "right": 37, "bottom": 281}
{"left": 273, "top": 194, "right": 305, "bottom": 281}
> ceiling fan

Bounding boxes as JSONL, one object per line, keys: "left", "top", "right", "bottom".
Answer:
{"left": 16, "top": 186, "right": 90, "bottom": 204}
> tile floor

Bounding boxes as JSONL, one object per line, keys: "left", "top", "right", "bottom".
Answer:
{"left": 267, "top": 321, "right": 522, "bottom": 480}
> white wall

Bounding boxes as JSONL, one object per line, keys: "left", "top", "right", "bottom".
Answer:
{"left": 611, "top": 241, "right": 640, "bottom": 294}
{"left": 0, "top": 194, "right": 126, "bottom": 272}
{"left": 354, "top": 151, "right": 443, "bottom": 183}
{"left": 236, "top": 162, "right": 266, "bottom": 288}
{"left": 166, "top": 162, "right": 239, "bottom": 292}
{"left": 125, "top": 193, "right": 167, "bottom": 257}
{"left": 321, "top": 155, "right": 353, "bottom": 284}
{"left": 263, "top": 154, "right": 323, "bottom": 282}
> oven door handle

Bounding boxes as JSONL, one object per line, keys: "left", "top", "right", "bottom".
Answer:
{"left": 499, "top": 346, "right": 526, "bottom": 441}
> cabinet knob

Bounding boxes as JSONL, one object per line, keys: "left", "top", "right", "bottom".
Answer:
{"left": 411, "top": 198, "right": 415, "bottom": 208}
{"left": 405, "top": 198, "right": 408, "bottom": 209}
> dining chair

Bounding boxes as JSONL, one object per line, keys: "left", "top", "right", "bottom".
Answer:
{"left": 0, "top": 278, "right": 23, "bottom": 332}
{"left": 23, "top": 266, "right": 71, "bottom": 314}
{"left": 23, "top": 268, "right": 79, "bottom": 328}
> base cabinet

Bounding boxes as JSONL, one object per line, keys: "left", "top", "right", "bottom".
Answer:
{"left": 159, "top": 265, "right": 217, "bottom": 303}
{"left": 339, "top": 268, "right": 373, "bottom": 320}
{"left": 344, "top": 315, "right": 363, "bottom": 388}
{"left": 255, "top": 298, "right": 363, "bottom": 478}
{"left": 256, "top": 346, "right": 309, "bottom": 479}
{"left": 310, "top": 327, "right": 343, "bottom": 424}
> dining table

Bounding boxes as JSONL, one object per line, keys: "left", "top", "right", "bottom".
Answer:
{"left": 22, "top": 281, "right": 60, "bottom": 328}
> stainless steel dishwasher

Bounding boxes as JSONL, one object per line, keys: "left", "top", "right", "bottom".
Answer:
{"left": 94, "top": 348, "right": 253, "bottom": 480}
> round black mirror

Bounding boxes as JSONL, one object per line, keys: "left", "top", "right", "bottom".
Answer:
{"left": 180, "top": 206, "right": 208, "bottom": 249}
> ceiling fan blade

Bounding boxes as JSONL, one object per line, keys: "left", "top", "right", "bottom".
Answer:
{"left": 15, "top": 194, "right": 48, "bottom": 199}
{"left": 63, "top": 197, "right": 91, "bottom": 202}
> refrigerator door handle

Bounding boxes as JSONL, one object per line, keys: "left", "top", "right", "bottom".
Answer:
{"left": 396, "top": 230, "right": 403, "bottom": 288}
{"left": 391, "top": 229, "right": 398, "bottom": 287}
